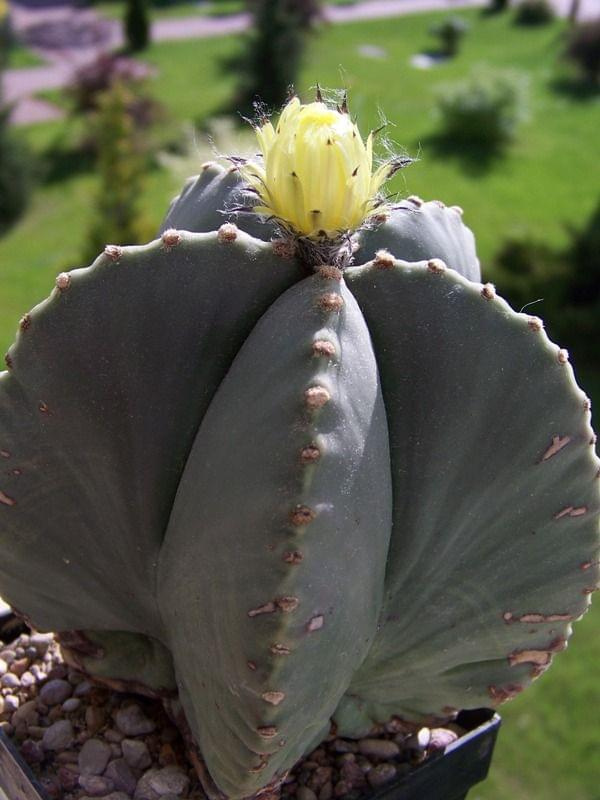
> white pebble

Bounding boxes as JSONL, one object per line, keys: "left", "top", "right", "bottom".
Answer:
{"left": 4, "top": 695, "right": 19, "bottom": 712}
{"left": 1, "top": 672, "right": 20, "bottom": 689}
{"left": 0, "top": 658, "right": 7, "bottom": 676}
{"left": 42, "top": 719, "right": 74, "bottom": 751}
{"left": 20, "top": 671, "right": 36, "bottom": 688}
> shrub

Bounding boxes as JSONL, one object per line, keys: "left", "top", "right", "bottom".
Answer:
{"left": 0, "top": 10, "right": 34, "bottom": 233}
{"left": 125, "top": 0, "right": 150, "bottom": 52}
{"left": 565, "top": 20, "right": 600, "bottom": 84}
{"left": 429, "top": 16, "right": 469, "bottom": 57}
{"left": 491, "top": 198, "right": 600, "bottom": 368}
{"left": 514, "top": 0, "right": 555, "bottom": 25}
{"left": 0, "top": 106, "right": 35, "bottom": 233}
{"left": 70, "top": 53, "right": 150, "bottom": 112}
{"left": 435, "top": 68, "right": 529, "bottom": 147}
{"left": 488, "top": 0, "right": 510, "bottom": 10}
{"left": 85, "top": 82, "right": 154, "bottom": 261}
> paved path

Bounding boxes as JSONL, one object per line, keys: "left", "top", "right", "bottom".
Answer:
{"left": 3, "top": 0, "right": 599, "bottom": 124}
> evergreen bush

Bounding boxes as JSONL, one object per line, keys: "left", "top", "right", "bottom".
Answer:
{"left": 514, "top": 0, "right": 555, "bottom": 25}
{"left": 435, "top": 68, "right": 529, "bottom": 147}
{"left": 125, "top": 0, "right": 150, "bottom": 52}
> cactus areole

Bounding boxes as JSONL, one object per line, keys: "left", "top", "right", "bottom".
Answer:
{"left": 0, "top": 94, "right": 599, "bottom": 800}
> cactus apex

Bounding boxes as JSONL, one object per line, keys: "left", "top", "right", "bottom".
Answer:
{"left": 161, "top": 228, "right": 182, "bottom": 249}
{"left": 427, "top": 258, "right": 447, "bottom": 274}
{"left": 55, "top": 273, "right": 71, "bottom": 292}
{"left": 282, "top": 550, "right": 304, "bottom": 564}
{"left": 318, "top": 265, "right": 343, "bottom": 281}
{"left": 271, "top": 239, "right": 297, "bottom": 260}
{"left": 450, "top": 205, "right": 464, "bottom": 215}
{"left": 373, "top": 250, "right": 395, "bottom": 270}
{"left": 104, "top": 244, "right": 123, "bottom": 262}
{"left": 557, "top": 348, "right": 570, "bottom": 364}
{"left": 217, "top": 223, "right": 238, "bottom": 243}
{"left": 406, "top": 195, "right": 424, "bottom": 207}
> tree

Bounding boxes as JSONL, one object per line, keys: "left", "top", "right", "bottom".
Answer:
{"left": 236, "top": 0, "right": 321, "bottom": 115}
{"left": 125, "top": 0, "right": 150, "bottom": 52}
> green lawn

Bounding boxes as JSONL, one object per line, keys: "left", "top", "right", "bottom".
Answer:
{"left": 7, "top": 42, "right": 44, "bottom": 68}
{"left": 1, "top": 12, "right": 599, "bottom": 798}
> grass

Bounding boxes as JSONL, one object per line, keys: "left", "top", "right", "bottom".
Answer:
{"left": 6, "top": 42, "right": 45, "bottom": 68}
{"left": 1, "top": 12, "right": 599, "bottom": 798}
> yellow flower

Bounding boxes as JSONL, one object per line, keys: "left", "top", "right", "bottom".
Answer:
{"left": 240, "top": 96, "right": 401, "bottom": 239}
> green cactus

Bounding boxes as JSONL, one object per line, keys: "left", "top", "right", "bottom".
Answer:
{"left": 0, "top": 96, "right": 598, "bottom": 800}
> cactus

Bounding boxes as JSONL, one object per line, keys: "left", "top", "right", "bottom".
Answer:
{"left": 0, "top": 95, "right": 598, "bottom": 800}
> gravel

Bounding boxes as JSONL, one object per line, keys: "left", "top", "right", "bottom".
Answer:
{"left": 0, "top": 631, "right": 466, "bottom": 800}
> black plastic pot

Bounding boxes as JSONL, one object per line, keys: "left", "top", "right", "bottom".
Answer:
{"left": 369, "top": 709, "right": 501, "bottom": 800}
{"left": 0, "top": 708, "right": 500, "bottom": 800}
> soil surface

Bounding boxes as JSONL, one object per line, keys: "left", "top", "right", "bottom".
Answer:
{"left": 0, "top": 629, "right": 465, "bottom": 800}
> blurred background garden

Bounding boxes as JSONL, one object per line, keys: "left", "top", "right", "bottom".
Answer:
{"left": 0, "top": 0, "right": 599, "bottom": 797}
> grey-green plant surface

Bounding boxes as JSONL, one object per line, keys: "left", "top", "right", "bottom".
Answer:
{"left": 0, "top": 166, "right": 598, "bottom": 800}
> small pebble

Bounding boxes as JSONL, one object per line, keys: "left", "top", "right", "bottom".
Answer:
{"left": 357, "top": 738, "right": 400, "bottom": 759}
{"left": 367, "top": 763, "right": 397, "bottom": 788}
{"left": 9, "top": 657, "right": 30, "bottom": 677}
{"left": 297, "top": 789, "right": 318, "bottom": 800}
{"left": 85, "top": 705, "right": 107, "bottom": 734}
{"left": 2, "top": 649, "right": 16, "bottom": 664}
{"left": 20, "top": 738, "right": 45, "bottom": 764}
{"left": 74, "top": 679, "right": 93, "bottom": 697}
{"left": 79, "top": 774, "right": 116, "bottom": 796}
{"left": 11, "top": 698, "right": 37, "bottom": 725}
{"left": 58, "top": 764, "right": 80, "bottom": 791}
{"left": 429, "top": 727, "right": 458, "bottom": 750}
{"left": 123, "top": 737, "right": 152, "bottom": 769}
{"left": 0, "top": 658, "right": 7, "bottom": 676}
{"left": 148, "top": 765, "right": 190, "bottom": 796}
{"left": 4, "top": 694, "right": 19, "bottom": 712}
{"left": 408, "top": 727, "right": 431, "bottom": 751}
{"left": 79, "top": 737, "right": 112, "bottom": 775}
{"left": 62, "top": 696, "right": 81, "bottom": 712}
{"left": 29, "top": 633, "right": 54, "bottom": 656}
{"left": 116, "top": 703, "right": 156, "bottom": 736}
{"left": 39, "top": 678, "right": 72, "bottom": 706}
{"left": 42, "top": 719, "right": 74, "bottom": 751}
{"left": 105, "top": 757, "right": 138, "bottom": 794}
{"left": 20, "top": 670, "right": 36, "bottom": 688}
{"left": 105, "top": 727, "right": 125, "bottom": 743}
{"left": 1, "top": 672, "right": 20, "bottom": 689}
